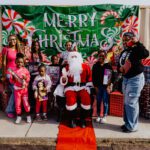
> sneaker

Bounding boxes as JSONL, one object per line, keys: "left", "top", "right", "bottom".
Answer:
{"left": 7, "top": 113, "right": 15, "bottom": 118}
{"left": 100, "top": 116, "right": 107, "bottom": 124}
{"left": 15, "top": 116, "right": 22, "bottom": 124}
{"left": 43, "top": 114, "right": 48, "bottom": 121}
{"left": 96, "top": 117, "right": 101, "bottom": 123}
{"left": 121, "top": 124, "right": 126, "bottom": 130}
{"left": 35, "top": 114, "right": 42, "bottom": 121}
{"left": 27, "top": 116, "right": 32, "bottom": 123}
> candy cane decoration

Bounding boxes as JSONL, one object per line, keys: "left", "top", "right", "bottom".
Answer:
{"left": 2, "top": 31, "right": 8, "bottom": 45}
{"left": 118, "top": 5, "right": 135, "bottom": 17}
{"left": 84, "top": 54, "right": 98, "bottom": 69}
{"left": 100, "top": 10, "right": 119, "bottom": 25}
{"left": 100, "top": 37, "right": 114, "bottom": 51}
{"left": 2, "top": 9, "right": 24, "bottom": 33}
{"left": 121, "top": 15, "right": 139, "bottom": 36}
{"left": 20, "top": 20, "right": 35, "bottom": 39}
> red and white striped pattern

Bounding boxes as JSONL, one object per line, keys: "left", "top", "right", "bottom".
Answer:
{"left": 84, "top": 51, "right": 98, "bottom": 69}
{"left": 2, "top": 9, "right": 35, "bottom": 40}
{"left": 2, "top": 9, "right": 24, "bottom": 33}
{"left": 20, "top": 20, "right": 35, "bottom": 39}
{"left": 100, "top": 10, "right": 119, "bottom": 25}
{"left": 121, "top": 15, "right": 139, "bottom": 36}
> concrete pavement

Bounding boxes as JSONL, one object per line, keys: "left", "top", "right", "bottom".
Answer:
{"left": 0, "top": 111, "right": 150, "bottom": 138}
{"left": 0, "top": 111, "right": 150, "bottom": 149}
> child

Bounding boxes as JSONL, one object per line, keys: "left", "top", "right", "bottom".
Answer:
{"left": 8, "top": 53, "right": 31, "bottom": 124}
{"left": 92, "top": 50, "right": 113, "bottom": 123}
{"left": 33, "top": 64, "right": 52, "bottom": 121}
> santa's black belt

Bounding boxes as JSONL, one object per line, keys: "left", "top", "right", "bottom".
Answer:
{"left": 66, "top": 82, "right": 86, "bottom": 87}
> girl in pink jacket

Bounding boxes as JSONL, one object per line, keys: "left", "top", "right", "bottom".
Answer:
{"left": 8, "top": 53, "right": 31, "bottom": 124}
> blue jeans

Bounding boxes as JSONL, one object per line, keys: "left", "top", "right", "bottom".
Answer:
{"left": 122, "top": 73, "right": 145, "bottom": 131}
{"left": 96, "top": 85, "right": 109, "bottom": 117}
{"left": 5, "top": 84, "right": 15, "bottom": 114}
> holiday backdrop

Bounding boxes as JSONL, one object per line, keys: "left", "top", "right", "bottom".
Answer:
{"left": 1, "top": 5, "right": 139, "bottom": 60}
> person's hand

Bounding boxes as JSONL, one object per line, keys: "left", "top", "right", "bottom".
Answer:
{"left": 95, "top": 87, "right": 99, "bottom": 95}
{"left": 22, "top": 75, "right": 27, "bottom": 80}
{"left": 132, "top": 36, "right": 139, "bottom": 43}
{"left": 122, "top": 60, "right": 131, "bottom": 74}
{"left": 107, "top": 84, "right": 112, "bottom": 94}
{"left": 63, "top": 60, "right": 68, "bottom": 65}
{"left": 73, "top": 45, "right": 78, "bottom": 51}
{"left": 43, "top": 88, "right": 47, "bottom": 92}
{"left": 119, "top": 66, "right": 125, "bottom": 74}
{"left": 62, "top": 77, "right": 67, "bottom": 83}
{"left": 1, "top": 76, "right": 6, "bottom": 81}
{"left": 22, "top": 79, "right": 26, "bottom": 88}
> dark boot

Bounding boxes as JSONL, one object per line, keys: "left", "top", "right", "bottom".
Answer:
{"left": 70, "top": 119, "right": 76, "bottom": 128}
{"left": 80, "top": 108, "right": 90, "bottom": 128}
{"left": 69, "top": 109, "right": 77, "bottom": 128}
{"left": 57, "top": 108, "right": 63, "bottom": 122}
{"left": 80, "top": 119, "right": 86, "bottom": 128}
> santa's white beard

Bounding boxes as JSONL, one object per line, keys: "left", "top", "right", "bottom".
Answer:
{"left": 69, "top": 58, "right": 82, "bottom": 82}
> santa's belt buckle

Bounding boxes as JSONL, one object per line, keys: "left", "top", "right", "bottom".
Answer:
{"left": 75, "top": 82, "right": 80, "bottom": 86}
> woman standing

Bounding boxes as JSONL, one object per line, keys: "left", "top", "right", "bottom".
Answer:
{"left": 118, "top": 32, "right": 149, "bottom": 133}
{"left": 2, "top": 34, "right": 20, "bottom": 117}
{"left": 28, "top": 40, "right": 50, "bottom": 112}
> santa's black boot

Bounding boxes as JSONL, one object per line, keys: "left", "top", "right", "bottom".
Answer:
{"left": 69, "top": 109, "right": 77, "bottom": 128}
{"left": 80, "top": 108, "right": 89, "bottom": 128}
{"left": 57, "top": 108, "right": 63, "bottom": 122}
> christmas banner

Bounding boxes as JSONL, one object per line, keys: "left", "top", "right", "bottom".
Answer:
{"left": 1, "top": 5, "right": 139, "bottom": 60}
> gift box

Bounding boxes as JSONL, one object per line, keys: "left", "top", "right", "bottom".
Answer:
{"left": 109, "top": 91, "right": 124, "bottom": 117}
{"left": 139, "top": 83, "right": 150, "bottom": 119}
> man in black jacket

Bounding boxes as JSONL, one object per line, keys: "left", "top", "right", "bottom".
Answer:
{"left": 118, "top": 32, "right": 149, "bottom": 133}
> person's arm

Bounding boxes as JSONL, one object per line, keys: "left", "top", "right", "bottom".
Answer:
{"left": 135, "top": 42, "right": 149, "bottom": 59}
{"left": 23, "top": 69, "right": 30, "bottom": 86}
{"left": 86, "top": 64, "right": 93, "bottom": 86}
{"left": 92, "top": 64, "right": 97, "bottom": 87}
{"left": 2, "top": 48, "right": 7, "bottom": 81}
{"left": 32, "top": 76, "right": 38, "bottom": 90}
{"left": 41, "top": 53, "right": 51, "bottom": 65}
{"left": 92, "top": 64, "right": 99, "bottom": 94}
{"left": 46, "top": 75, "right": 52, "bottom": 92}
{"left": 106, "top": 64, "right": 114, "bottom": 94}
{"left": 117, "top": 51, "right": 127, "bottom": 74}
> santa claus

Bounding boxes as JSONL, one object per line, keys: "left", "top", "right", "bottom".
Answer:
{"left": 60, "top": 51, "right": 92, "bottom": 128}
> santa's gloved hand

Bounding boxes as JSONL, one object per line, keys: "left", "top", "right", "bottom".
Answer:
{"left": 85, "top": 82, "right": 93, "bottom": 94}
{"left": 86, "top": 82, "right": 93, "bottom": 88}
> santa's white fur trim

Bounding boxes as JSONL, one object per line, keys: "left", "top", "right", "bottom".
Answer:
{"left": 66, "top": 103, "right": 77, "bottom": 111}
{"left": 81, "top": 104, "right": 91, "bottom": 110}
{"left": 60, "top": 76, "right": 68, "bottom": 86}
{"left": 86, "top": 82, "right": 93, "bottom": 87}
{"left": 64, "top": 86, "right": 89, "bottom": 93}
{"left": 62, "top": 68, "right": 68, "bottom": 76}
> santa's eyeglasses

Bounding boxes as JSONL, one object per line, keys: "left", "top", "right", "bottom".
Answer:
{"left": 71, "top": 56, "right": 77, "bottom": 58}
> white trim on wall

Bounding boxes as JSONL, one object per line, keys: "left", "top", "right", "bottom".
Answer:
{"left": 0, "top": 0, "right": 150, "bottom": 6}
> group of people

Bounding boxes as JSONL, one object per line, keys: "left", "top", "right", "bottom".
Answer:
{"left": 1, "top": 32, "right": 149, "bottom": 132}
{"left": 1, "top": 34, "right": 52, "bottom": 123}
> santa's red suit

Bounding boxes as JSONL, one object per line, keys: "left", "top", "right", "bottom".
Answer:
{"left": 62, "top": 63, "right": 92, "bottom": 111}
{"left": 60, "top": 51, "right": 92, "bottom": 128}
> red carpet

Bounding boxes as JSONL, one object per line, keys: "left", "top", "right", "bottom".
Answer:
{"left": 56, "top": 119, "right": 97, "bottom": 150}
